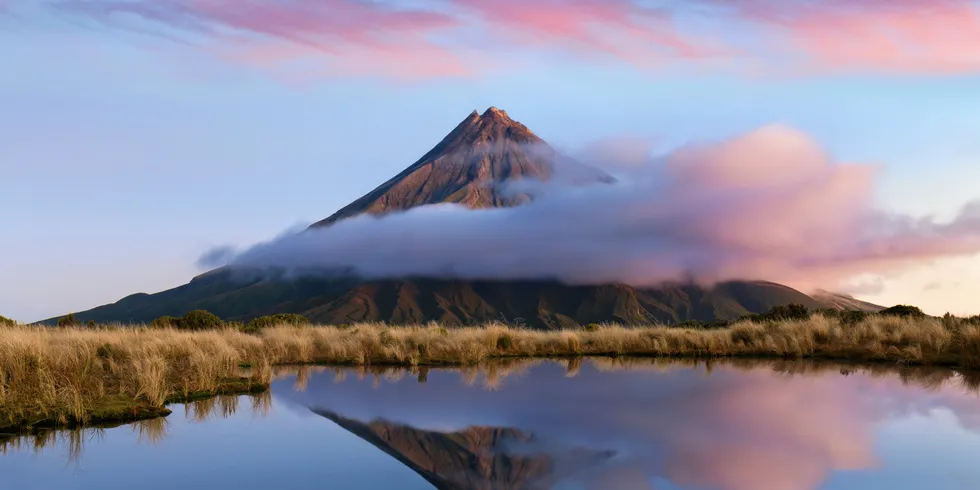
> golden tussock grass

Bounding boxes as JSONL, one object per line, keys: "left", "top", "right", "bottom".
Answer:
{"left": 256, "top": 315, "right": 980, "bottom": 369}
{"left": 2, "top": 313, "right": 980, "bottom": 430}
{"left": 0, "top": 327, "right": 270, "bottom": 430}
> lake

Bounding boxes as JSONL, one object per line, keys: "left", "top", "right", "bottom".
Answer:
{"left": 2, "top": 358, "right": 979, "bottom": 490}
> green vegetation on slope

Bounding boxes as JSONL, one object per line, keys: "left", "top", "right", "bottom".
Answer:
{"left": 43, "top": 271, "right": 872, "bottom": 328}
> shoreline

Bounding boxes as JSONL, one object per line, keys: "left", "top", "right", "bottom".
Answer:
{"left": 3, "top": 351, "right": 977, "bottom": 436}
{"left": 2, "top": 315, "right": 979, "bottom": 435}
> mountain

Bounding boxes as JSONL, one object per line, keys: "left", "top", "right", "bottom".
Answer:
{"left": 810, "top": 290, "right": 883, "bottom": 312}
{"left": 310, "top": 107, "right": 612, "bottom": 228}
{"left": 314, "top": 409, "right": 615, "bottom": 490}
{"left": 46, "top": 106, "right": 880, "bottom": 326}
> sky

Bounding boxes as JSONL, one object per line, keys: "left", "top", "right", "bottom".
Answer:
{"left": 2, "top": 0, "right": 979, "bottom": 322}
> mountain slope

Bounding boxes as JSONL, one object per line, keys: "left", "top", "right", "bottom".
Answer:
{"left": 310, "top": 107, "right": 611, "bottom": 228}
{"left": 810, "top": 290, "right": 883, "bottom": 312}
{"left": 315, "top": 409, "right": 614, "bottom": 490}
{"left": 50, "top": 271, "right": 834, "bottom": 328}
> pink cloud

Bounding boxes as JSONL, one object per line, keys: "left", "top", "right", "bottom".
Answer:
{"left": 52, "top": 0, "right": 470, "bottom": 78}
{"left": 47, "top": 0, "right": 980, "bottom": 77}
{"left": 718, "top": 0, "right": 980, "bottom": 74}
{"left": 217, "top": 124, "right": 980, "bottom": 294}
{"left": 451, "top": 0, "right": 731, "bottom": 66}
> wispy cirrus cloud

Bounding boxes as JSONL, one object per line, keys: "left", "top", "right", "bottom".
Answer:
{"left": 36, "top": 0, "right": 980, "bottom": 78}
{"left": 48, "top": 0, "right": 470, "bottom": 78}
{"left": 718, "top": 0, "right": 980, "bottom": 75}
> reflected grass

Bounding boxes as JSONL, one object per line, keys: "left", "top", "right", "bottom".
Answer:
{"left": 0, "top": 391, "right": 269, "bottom": 464}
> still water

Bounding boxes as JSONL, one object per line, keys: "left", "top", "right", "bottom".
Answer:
{"left": 2, "top": 358, "right": 980, "bottom": 490}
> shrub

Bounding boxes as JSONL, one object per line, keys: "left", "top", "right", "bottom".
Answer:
{"left": 244, "top": 313, "right": 309, "bottom": 332}
{"left": 880, "top": 305, "right": 926, "bottom": 318}
{"left": 57, "top": 313, "right": 79, "bottom": 328}
{"left": 148, "top": 316, "right": 180, "bottom": 328}
{"left": 583, "top": 323, "right": 601, "bottom": 332}
{"left": 0, "top": 315, "right": 15, "bottom": 326}
{"left": 496, "top": 334, "right": 514, "bottom": 350}
{"left": 87, "top": 320, "right": 97, "bottom": 328}
{"left": 839, "top": 310, "right": 868, "bottom": 326}
{"left": 177, "top": 310, "right": 224, "bottom": 330}
{"left": 760, "top": 304, "right": 811, "bottom": 322}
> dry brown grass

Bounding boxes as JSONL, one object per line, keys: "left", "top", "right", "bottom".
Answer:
{"left": 257, "top": 315, "right": 980, "bottom": 369}
{"left": 0, "top": 326, "right": 271, "bottom": 430}
{"left": 3, "top": 313, "right": 980, "bottom": 430}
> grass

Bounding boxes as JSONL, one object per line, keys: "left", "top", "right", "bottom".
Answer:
{"left": 0, "top": 327, "right": 272, "bottom": 433}
{"left": 2, "top": 312, "right": 980, "bottom": 432}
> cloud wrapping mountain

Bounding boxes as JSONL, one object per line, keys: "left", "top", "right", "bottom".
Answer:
{"left": 213, "top": 124, "right": 980, "bottom": 294}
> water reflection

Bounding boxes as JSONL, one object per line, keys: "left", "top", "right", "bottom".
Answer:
{"left": 0, "top": 391, "right": 272, "bottom": 464}
{"left": 276, "top": 358, "right": 980, "bottom": 490}
{"left": 1, "top": 359, "right": 978, "bottom": 490}
{"left": 317, "top": 409, "right": 615, "bottom": 490}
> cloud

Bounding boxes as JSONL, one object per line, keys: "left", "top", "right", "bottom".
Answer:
{"left": 715, "top": 0, "right": 980, "bottom": 75}
{"left": 48, "top": 0, "right": 469, "bottom": 79}
{"left": 841, "top": 276, "right": 888, "bottom": 296}
{"left": 195, "top": 245, "right": 236, "bottom": 269}
{"left": 38, "top": 0, "right": 980, "bottom": 78}
{"left": 275, "top": 360, "right": 980, "bottom": 490}
{"left": 205, "top": 125, "right": 980, "bottom": 294}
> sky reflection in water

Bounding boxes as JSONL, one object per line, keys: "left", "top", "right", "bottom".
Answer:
{"left": 2, "top": 358, "right": 979, "bottom": 490}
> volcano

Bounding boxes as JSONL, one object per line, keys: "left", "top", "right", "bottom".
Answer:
{"left": 47, "top": 107, "right": 880, "bottom": 327}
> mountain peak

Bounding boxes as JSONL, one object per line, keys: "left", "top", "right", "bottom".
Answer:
{"left": 480, "top": 106, "right": 509, "bottom": 119}
{"left": 448, "top": 106, "right": 537, "bottom": 146}
{"left": 308, "top": 106, "right": 608, "bottom": 228}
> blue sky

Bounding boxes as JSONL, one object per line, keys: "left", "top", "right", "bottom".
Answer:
{"left": 3, "top": 1, "right": 980, "bottom": 321}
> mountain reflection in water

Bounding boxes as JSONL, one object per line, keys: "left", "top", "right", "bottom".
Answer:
{"left": 3, "top": 358, "right": 979, "bottom": 490}
{"left": 276, "top": 359, "right": 980, "bottom": 490}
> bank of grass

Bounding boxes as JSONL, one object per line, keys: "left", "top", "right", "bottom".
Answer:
{"left": 0, "top": 327, "right": 272, "bottom": 433}
{"left": 3, "top": 312, "right": 980, "bottom": 432}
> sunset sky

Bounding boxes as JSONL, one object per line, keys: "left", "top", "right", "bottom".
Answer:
{"left": 3, "top": 0, "right": 979, "bottom": 322}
